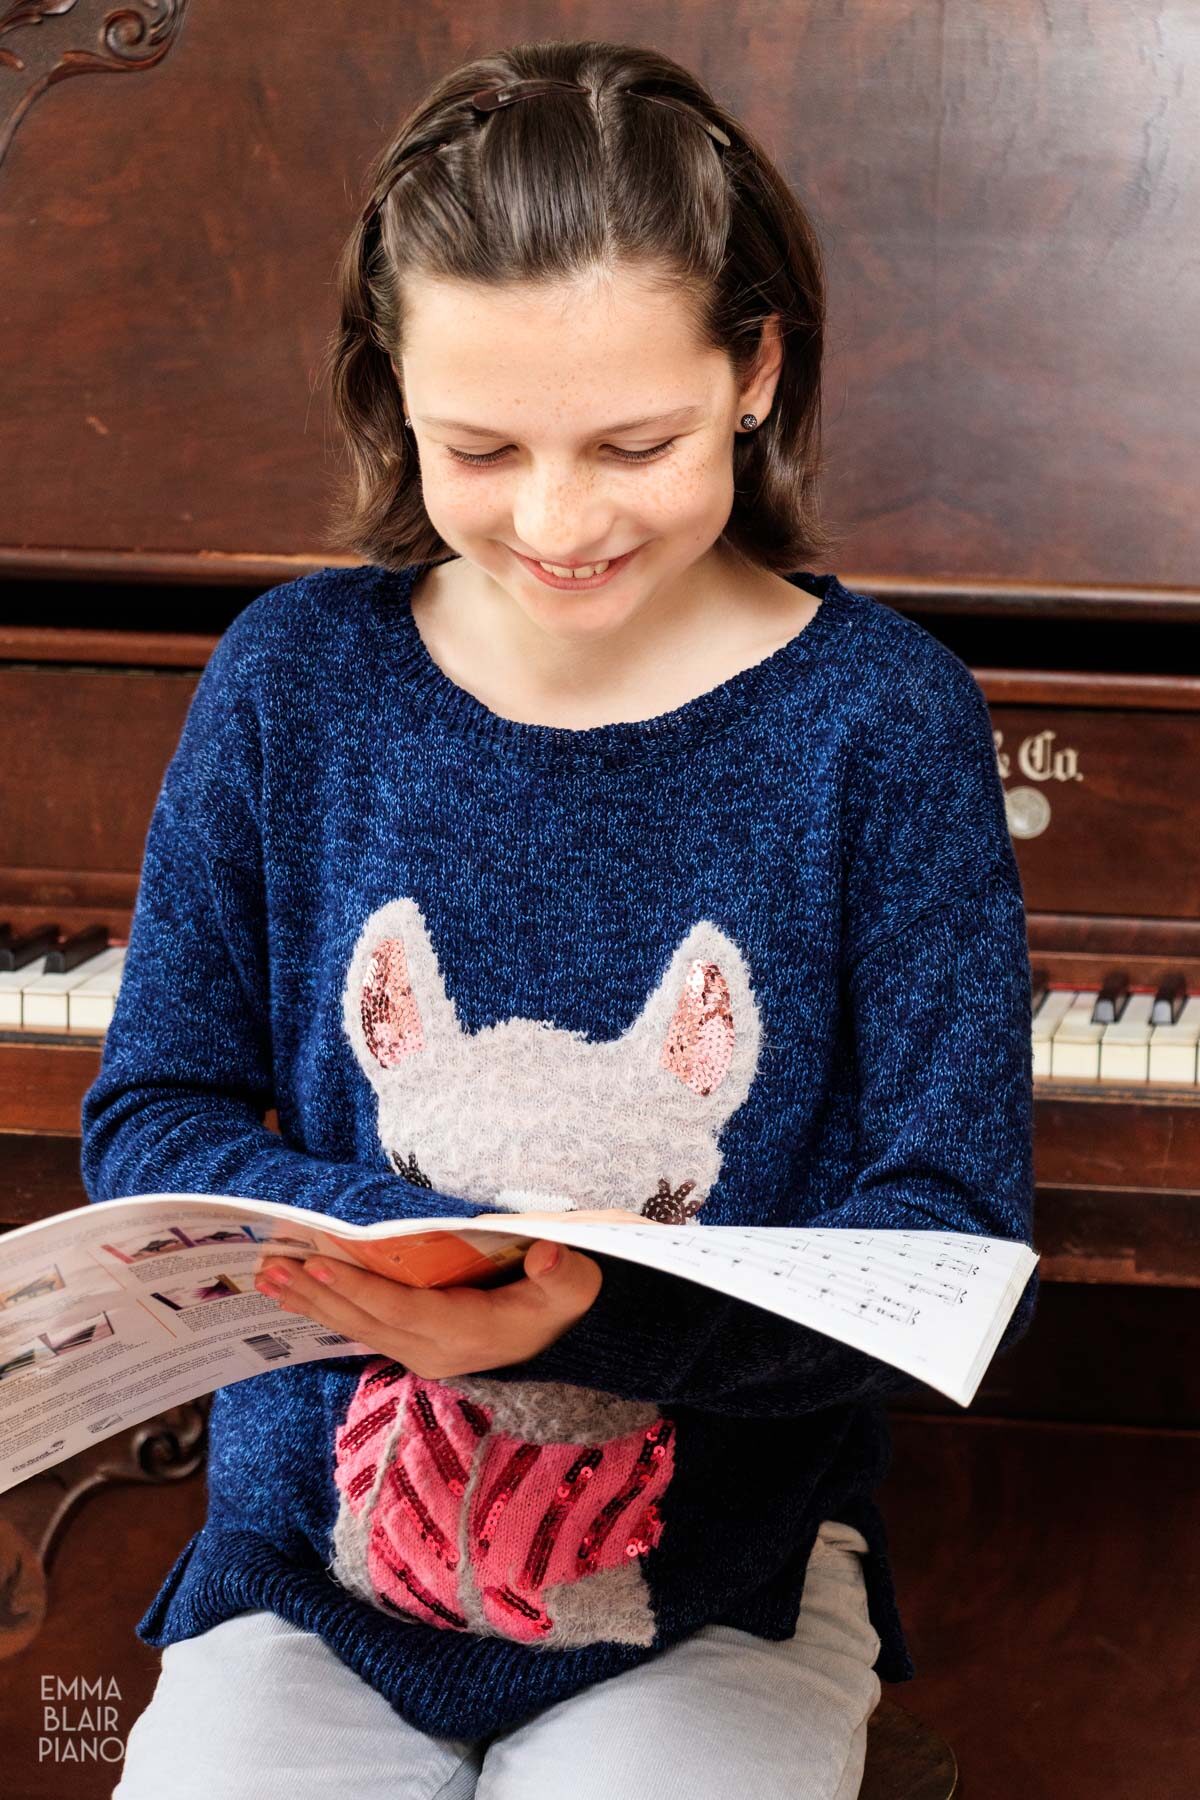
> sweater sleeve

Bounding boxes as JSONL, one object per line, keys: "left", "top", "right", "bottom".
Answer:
{"left": 79, "top": 603, "right": 484, "bottom": 1233}
{"left": 482, "top": 871, "right": 1039, "bottom": 1416}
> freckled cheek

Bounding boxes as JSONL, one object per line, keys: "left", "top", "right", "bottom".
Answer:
{"left": 643, "top": 453, "right": 732, "bottom": 530}
{"left": 433, "top": 485, "right": 533, "bottom": 556}
{"left": 422, "top": 470, "right": 508, "bottom": 532}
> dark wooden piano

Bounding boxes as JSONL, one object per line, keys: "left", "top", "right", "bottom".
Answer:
{"left": 2, "top": 1, "right": 1196, "bottom": 1795}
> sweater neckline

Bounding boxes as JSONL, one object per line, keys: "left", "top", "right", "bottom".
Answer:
{"left": 372, "top": 559, "right": 854, "bottom": 768}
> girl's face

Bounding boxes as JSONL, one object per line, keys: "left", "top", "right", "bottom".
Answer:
{"left": 393, "top": 263, "right": 782, "bottom": 639}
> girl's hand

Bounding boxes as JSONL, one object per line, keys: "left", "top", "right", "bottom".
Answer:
{"left": 252, "top": 1240, "right": 602, "bottom": 1380}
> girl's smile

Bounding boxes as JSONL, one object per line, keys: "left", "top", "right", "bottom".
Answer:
{"left": 511, "top": 543, "right": 644, "bottom": 591}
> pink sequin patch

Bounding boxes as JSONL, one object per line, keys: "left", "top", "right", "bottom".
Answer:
{"left": 660, "top": 957, "right": 735, "bottom": 1096}
{"left": 332, "top": 1362, "right": 676, "bottom": 1644}
{"left": 361, "top": 936, "right": 425, "bottom": 1067}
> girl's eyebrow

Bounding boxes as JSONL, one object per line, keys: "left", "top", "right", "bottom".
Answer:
{"left": 417, "top": 404, "right": 706, "bottom": 435}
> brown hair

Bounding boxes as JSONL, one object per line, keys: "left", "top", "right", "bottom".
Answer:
{"left": 319, "top": 39, "right": 844, "bottom": 574}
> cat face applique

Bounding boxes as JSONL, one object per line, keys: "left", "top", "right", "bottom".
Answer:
{"left": 328, "top": 898, "right": 763, "bottom": 1648}
{"left": 340, "top": 896, "right": 763, "bottom": 1219}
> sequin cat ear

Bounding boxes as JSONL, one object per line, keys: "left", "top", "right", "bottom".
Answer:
{"left": 659, "top": 957, "right": 736, "bottom": 1097}
{"left": 360, "top": 934, "right": 425, "bottom": 1067}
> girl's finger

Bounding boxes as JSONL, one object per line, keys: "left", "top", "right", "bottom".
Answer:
{"left": 257, "top": 1265, "right": 412, "bottom": 1356}
{"left": 308, "top": 1259, "right": 499, "bottom": 1341}
{"left": 259, "top": 1256, "right": 440, "bottom": 1338}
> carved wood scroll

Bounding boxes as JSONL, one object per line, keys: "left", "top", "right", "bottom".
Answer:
{"left": 0, "top": 1397, "right": 208, "bottom": 1661}
{"left": 0, "top": 0, "right": 189, "bottom": 166}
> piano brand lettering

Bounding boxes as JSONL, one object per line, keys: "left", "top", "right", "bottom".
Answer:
{"left": 992, "top": 727, "right": 1083, "bottom": 784}
{"left": 994, "top": 727, "right": 1083, "bottom": 840}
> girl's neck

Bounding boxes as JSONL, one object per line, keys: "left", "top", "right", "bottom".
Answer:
{"left": 408, "top": 547, "right": 821, "bottom": 731}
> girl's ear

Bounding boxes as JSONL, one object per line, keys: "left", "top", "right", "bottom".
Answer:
{"left": 738, "top": 312, "right": 785, "bottom": 425}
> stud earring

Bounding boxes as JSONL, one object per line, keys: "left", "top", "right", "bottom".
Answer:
{"left": 404, "top": 416, "right": 412, "bottom": 428}
{"left": 740, "top": 413, "right": 759, "bottom": 430}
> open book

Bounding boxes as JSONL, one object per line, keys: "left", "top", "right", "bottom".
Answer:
{"left": 0, "top": 1191, "right": 1038, "bottom": 1495}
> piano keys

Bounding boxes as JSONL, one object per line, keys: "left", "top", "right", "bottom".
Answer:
{"left": 1032, "top": 988, "right": 1200, "bottom": 1083}
{"left": 0, "top": 924, "right": 126, "bottom": 1031}
{"left": 4, "top": 914, "right": 1198, "bottom": 1098}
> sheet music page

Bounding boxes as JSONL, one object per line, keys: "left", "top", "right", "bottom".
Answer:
{"left": 454, "top": 1218, "right": 1039, "bottom": 1409}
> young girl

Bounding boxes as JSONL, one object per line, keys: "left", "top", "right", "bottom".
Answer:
{"left": 82, "top": 39, "right": 1037, "bottom": 1800}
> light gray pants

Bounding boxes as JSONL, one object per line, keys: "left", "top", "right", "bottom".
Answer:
{"left": 113, "top": 1519, "right": 881, "bottom": 1800}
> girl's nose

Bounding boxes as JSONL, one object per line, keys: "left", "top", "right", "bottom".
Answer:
{"left": 510, "top": 481, "right": 613, "bottom": 554}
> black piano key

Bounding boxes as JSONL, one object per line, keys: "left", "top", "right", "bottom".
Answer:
{"left": 1091, "top": 976, "right": 1129, "bottom": 1026}
{"left": 0, "top": 924, "right": 60, "bottom": 972}
{"left": 1150, "top": 975, "right": 1188, "bottom": 1026}
{"left": 43, "top": 923, "right": 110, "bottom": 974}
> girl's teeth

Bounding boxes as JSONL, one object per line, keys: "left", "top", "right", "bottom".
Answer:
{"left": 537, "top": 559, "right": 610, "bottom": 578}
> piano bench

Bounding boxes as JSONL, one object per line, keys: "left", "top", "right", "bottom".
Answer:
{"left": 861, "top": 1698, "right": 959, "bottom": 1798}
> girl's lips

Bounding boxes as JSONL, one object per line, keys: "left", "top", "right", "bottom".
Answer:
{"left": 513, "top": 545, "right": 641, "bottom": 590}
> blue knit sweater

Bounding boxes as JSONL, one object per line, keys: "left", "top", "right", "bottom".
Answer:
{"left": 80, "top": 560, "right": 1038, "bottom": 1738}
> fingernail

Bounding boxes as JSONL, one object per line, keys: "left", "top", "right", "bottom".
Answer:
{"left": 306, "top": 1262, "right": 334, "bottom": 1285}
{"left": 529, "top": 1243, "right": 561, "bottom": 1277}
{"left": 260, "top": 1265, "right": 290, "bottom": 1287}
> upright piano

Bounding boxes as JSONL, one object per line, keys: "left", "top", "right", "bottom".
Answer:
{"left": 2, "top": 0, "right": 1196, "bottom": 1786}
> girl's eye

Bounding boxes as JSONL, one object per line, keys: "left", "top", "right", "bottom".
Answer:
{"left": 445, "top": 438, "right": 678, "bottom": 469}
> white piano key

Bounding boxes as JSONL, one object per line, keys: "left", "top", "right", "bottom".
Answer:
{"left": 0, "top": 954, "right": 51, "bottom": 1027}
{"left": 1098, "top": 992, "right": 1155, "bottom": 1081}
{"left": 22, "top": 946, "right": 124, "bottom": 1029}
{"left": 70, "top": 949, "right": 126, "bottom": 1023}
{"left": 66, "top": 949, "right": 126, "bottom": 1032}
{"left": 1148, "top": 994, "right": 1200, "bottom": 1085}
{"left": 1049, "top": 991, "right": 1104, "bottom": 1079}
{"left": 1031, "top": 990, "right": 1076, "bottom": 1077}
